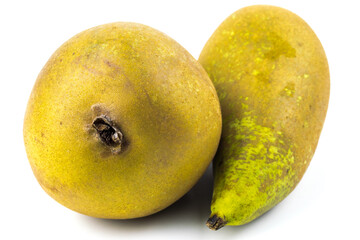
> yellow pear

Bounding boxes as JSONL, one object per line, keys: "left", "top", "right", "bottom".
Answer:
{"left": 199, "top": 5, "right": 329, "bottom": 229}
{"left": 24, "top": 22, "right": 222, "bottom": 219}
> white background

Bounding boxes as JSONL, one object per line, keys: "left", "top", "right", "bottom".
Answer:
{"left": 1, "top": 0, "right": 359, "bottom": 239}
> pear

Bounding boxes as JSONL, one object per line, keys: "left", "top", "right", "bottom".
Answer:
{"left": 24, "top": 22, "right": 222, "bottom": 219}
{"left": 199, "top": 5, "right": 330, "bottom": 229}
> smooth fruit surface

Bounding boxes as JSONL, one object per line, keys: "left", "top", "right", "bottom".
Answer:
{"left": 24, "top": 22, "right": 222, "bottom": 219}
{"left": 199, "top": 5, "right": 329, "bottom": 229}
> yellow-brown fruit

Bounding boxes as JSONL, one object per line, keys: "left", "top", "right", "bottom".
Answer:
{"left": 24, "top": 22, "right": 222, "bottom": 219}
{"left": 199, "top": 5, "right": 329, "bottom": 229}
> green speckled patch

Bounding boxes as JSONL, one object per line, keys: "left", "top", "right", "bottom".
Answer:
{"left": 211, "top": 114, "right": 296, "bottom": 225}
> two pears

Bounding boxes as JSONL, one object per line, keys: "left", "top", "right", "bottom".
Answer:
{"left": 24, "top": 5, "right": 329, "bottom": 229}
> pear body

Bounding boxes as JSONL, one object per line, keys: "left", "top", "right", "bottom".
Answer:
{"left": 24, "top": 22, "right": 222, "bottom": 219}
{"left": 199, "top": 5, "right": 329, "bottom": 229}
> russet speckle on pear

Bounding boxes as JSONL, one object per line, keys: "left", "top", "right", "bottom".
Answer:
{"left": 23, "top": 22, "right": 222, "bottom": 219}
{"left": 199, "top": 5, "right": 330, "bottom": 229}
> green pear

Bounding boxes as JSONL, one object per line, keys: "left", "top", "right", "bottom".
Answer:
{"left": 199, "top": 5, "right": 330, "bottom": 229}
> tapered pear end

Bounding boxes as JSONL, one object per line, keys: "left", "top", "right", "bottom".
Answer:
{"left": 206, "top": 214, "right": 227, "bottom": 230}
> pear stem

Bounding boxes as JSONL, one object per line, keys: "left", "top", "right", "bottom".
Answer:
{"left": 92, "top": 115, "right": 124, "bottom": 153}
{"left": 206, "top": 214, "right": 227, "bottom": 230}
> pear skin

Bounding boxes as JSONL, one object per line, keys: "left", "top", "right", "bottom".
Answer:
{"left": 24, "top": 22, "right": 222, "bottom": 219}
{"left": 199, "top": 5, "right": 330, "bottom": 229}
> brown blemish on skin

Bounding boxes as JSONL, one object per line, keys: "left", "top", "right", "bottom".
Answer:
{"left": 40, "top": 182, "right": 60, "bottom": 194}
{"left": 104, "top": 59, "right": 122, "bottom": 70}
{"left": 81, "top": 64, "right": 105, "bottom": 76}
{"left": 103, "top": 59, "right": 126, "bottom": 79}
{"left": 231, "top": 178, "right": 239, "bottom": 183}
{"left": 258, "top": 177, "right": 275, "bottom": 192}
{"left": 31, "top": 167, "right": 60, "bottom": 194}
{"left": 101, "top": 59, "right": 145, "bottom": 105}
{"left": 100, "top": 150, "right": 113, "bottom": 158}
{"left": 103, "top": 59, "right": 137, "bottom": 87}
{"left": 142, "top": 88, "right": 154, "bottom": 107}
{"left": 91, "top": 104, "right": 110, "bottom": 118}
{"left": 34, "top": 137, "right": 44, "bottom": 146}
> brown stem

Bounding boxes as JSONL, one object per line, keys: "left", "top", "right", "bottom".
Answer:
{"left": 206, "top": 214, "right": 227, "bottom": 231}
{"left": 92, "top": 115, "right": 123, "bottom": 153}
